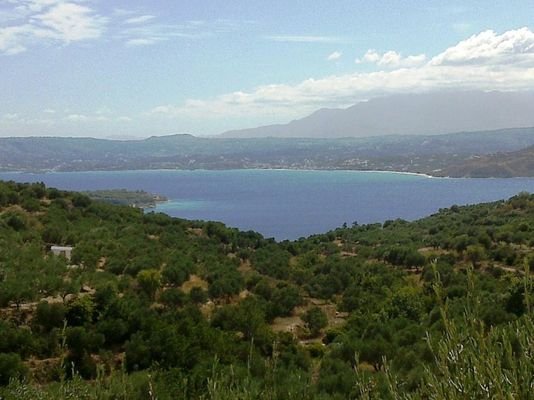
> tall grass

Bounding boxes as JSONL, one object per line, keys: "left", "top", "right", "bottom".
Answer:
{"left": 353, "top": 261, "right": 534, "bottom": 400}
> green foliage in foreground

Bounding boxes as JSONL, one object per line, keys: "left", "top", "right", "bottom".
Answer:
{"left": 0, "top": 180, "right": 533, "bottom": 399}
{"left": 2, "top": 280, "right": 533, "bottom": 399}
{"left": 353, "top": 267, "right": 534, "bottom": 400}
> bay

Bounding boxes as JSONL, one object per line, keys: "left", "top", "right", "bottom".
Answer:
{"left": 1, "top": 169, "right": 533, "bottom": 240}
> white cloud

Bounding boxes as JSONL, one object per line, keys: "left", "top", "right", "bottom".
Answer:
{"left": 125, "top": 37, "right": 162, "bottom": 47}
{"left": 8, "top": 0, "right": 63, "bottom": 15}
{"left": 264, "top": 35, "right": 346, "bottom": 43}
{"left": 149, "top": 28, "right": 534, "bottom": 121}
{"left": 32, "top": 2, "right": 106, "bottom": 42}
{"left": 124, "top": 15, "right": 155, "bottom": 25}
{"left": 327, "top": 51, "right": 342, "bottom": 61}
{"left": 2, "top": 113, "right": 20, "bottom": 121}
{"left": 8, "top": 109, "right": 130, "bottom": 125}
{"left": 356, "top": 49, "right": 426, "bottom": 67}
{"left": 65, "top": 113, "right": 89, "bottom": 122}
{"left": 356, "top": 49, "right": 379, "bottom": 64}
{"left": 0, "top": 0, "right": 106, "bottom": 54}
{"left": 118, "top": 19, "right": 240, "bottom": 47}
{"left": 431, "top": 27, "right": 534, "bottom": 66}
{"left": 0, "top": 24, "right": 34, "bottom": 54}
{"left": 65, "top": 111, "right": 129, "bottom": 122}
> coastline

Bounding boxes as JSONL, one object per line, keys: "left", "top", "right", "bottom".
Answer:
{"left": 2, "top": 167, "right": 533, "bottom": 179}
{"left": 346, "top": 169, "right": 435, "bottom": 179}
{"left": 252, "top": 167, "right": 437, "bottom": 179}
{"left": 0, "top": 167, "right": 439, "bottom": 179}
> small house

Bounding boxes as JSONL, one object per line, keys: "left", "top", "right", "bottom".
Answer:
{"left": 51, "top": 245, "right": 74, "bottom": 261}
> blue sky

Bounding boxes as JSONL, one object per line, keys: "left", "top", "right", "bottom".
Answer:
{"left": 1, "top": 0, "right": 534, "bottom": 138}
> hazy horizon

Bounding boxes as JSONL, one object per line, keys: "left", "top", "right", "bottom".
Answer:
{"left": 2, "top": 90, "right": 534, "bottom": 141}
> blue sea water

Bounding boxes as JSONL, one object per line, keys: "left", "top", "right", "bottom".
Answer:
{"left": 1, "top": 169, "right": 533, "bottom": 240}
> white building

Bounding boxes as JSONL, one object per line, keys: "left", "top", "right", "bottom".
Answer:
{"left": 51, "top": 245, "right": 73, "bottom": 260}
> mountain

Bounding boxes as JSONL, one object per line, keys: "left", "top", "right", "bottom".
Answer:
{"left": 442, "top": 145, "right": 534, "bottom": 178}
{"left": 1, "top": 128, "right": 534, "bottom": 176}
{"left": 220, "top": 91, "right": 534, "bottom": 138}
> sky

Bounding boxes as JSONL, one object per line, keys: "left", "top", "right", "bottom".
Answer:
{"left": 1, "top": 0, "right": 534, "bottom": 138}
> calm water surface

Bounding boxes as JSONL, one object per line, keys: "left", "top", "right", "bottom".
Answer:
{"left": 1, "top": 169, "right": 533, "bottom": 240}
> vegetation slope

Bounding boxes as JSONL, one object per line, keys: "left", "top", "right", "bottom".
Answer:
{"left": 0, "top": 180, "right": 533, "bottom": 399}
{"left": 442, "top": 145, "right": 534, "bottom": 177}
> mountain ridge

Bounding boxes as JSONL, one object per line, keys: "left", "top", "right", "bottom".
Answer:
{"left": 1, "top": 127, "right": 533, "bottom": 177}
{"left": 220, "top": 91, "right": 534, "bottom": 138}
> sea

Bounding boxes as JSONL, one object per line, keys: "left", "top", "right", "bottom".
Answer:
{"left": 1, "top": 169, "right": 533, "bottom": 240}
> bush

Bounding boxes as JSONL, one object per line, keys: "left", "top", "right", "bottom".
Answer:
{"left": 0, "top": 353, "right": 26, "bottom": 386}
{"left": 302, "top": 307, "right": 328, "bottom": 336}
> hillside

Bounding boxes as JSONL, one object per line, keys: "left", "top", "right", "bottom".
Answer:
{"left": 0, "top": 181, "right": 533, "bottom": 398}
{"left": 221, "top": 91, "right": 534, "bottom": 138}
{"left": 82, "top": 189, "right": 168, "bottom": 208}
{"left": 1, "top": 128, "right": 534, "bottom": 177}
{"left": 442, "top": 145, "right": 534, "bottom": 178}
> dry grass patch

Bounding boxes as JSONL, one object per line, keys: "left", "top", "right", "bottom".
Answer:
{"left": 271, "top": 315, "right": 304, "bottom": 335}
{"left": 237, "top": 260, "right": 253, "bottom": 274}
{"left": 181, "top": 274, "right": 209, "bottom": 293}
{"left": 187, "top": 227, "right": 204, "bottom": 237}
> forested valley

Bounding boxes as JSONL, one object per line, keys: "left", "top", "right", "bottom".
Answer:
{"left": 0, "top": 181, "right": 533, "bottom": 399}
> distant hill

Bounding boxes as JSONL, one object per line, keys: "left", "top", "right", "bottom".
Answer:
{"left": 220, "top": 91, "right": 534, "bottom": 138}
{"left": 1, "top": 128, "right": 533, "bottom": 177}
{"left": 442, "top": 145, "right": 534, "bottom": 178}
{"left": 82, "top": 189, "right": 167, "bottom": 208}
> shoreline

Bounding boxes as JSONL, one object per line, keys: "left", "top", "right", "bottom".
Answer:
{"left": 0, "top": 167, "right": 442, "bottom": 179}
{"left": 253, "top": 167, "right": 437, "bottom": 179}
{"left": 1, "top": 167, "right": 532, "bottom": 179}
